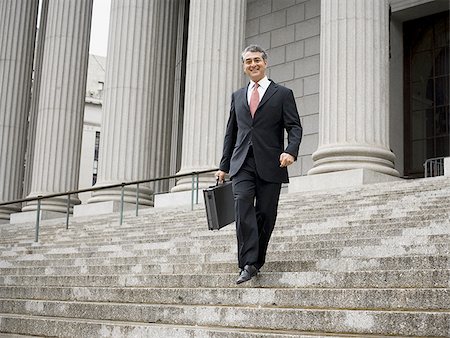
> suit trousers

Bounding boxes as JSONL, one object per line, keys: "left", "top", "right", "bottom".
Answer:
{"left": 232, "top": 149, "right": 282, "bottom": 269}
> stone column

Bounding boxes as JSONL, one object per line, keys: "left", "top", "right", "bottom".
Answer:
{"left": 149, "top": 0, "right": 180, "bottom": 194}
{"left": 88, "top": 0, "right": 159, "bottom": 205}
{"left": 0, "top": 0, "right": 39, "bottom": 221}
{"left": 308, "top": 0, "right": 399, "bottom": 176}
{"left": 169, "top": 0, "right": 189, "bottom": 190}
{"left": 171, "top": 0, "right": 246, "bottom": 192}
{"left": 23, "top": 0, "right": 49, "bottom": 199}
{"left": 23, "top": 0, "right": 93, "bottom": 212}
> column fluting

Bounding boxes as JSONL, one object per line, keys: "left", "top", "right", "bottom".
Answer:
{"left": 23, "top": 0, "right": 49, "bottom": 199}
{"left": 0, "top": 0, "right": 39, "bottom": 221}
{"left": 171, "top": 0, "right": 246, "bottom": 192}
{"left": 149, "top": 0, "right": 180, "bottom": 194}
{"left": 23, "top": 0, "right": 93, "bottom": 212}
{"left": 88, "top": 0, "right": 159, "bottom": 205}
{"left": 169, "top": 0, "right": 189, "bottom": 190}
{"left": 308, "top": 0, "right": 399, "bottom": 176}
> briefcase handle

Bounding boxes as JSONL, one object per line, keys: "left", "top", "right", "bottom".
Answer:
{"left": 216, "top": 178, "right": 227, "bottom": 186}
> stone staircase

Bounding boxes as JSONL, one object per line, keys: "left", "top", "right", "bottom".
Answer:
{"left": 0, "top": 176, "right": 449, "bottom": 337}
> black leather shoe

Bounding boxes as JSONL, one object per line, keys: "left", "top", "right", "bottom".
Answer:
{"left": 236, "top": 264, "right": 258, "bottom": 284}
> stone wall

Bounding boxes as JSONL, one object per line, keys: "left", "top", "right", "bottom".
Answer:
{"left": 245, "top": 0, "right": 321, "bottom": 176}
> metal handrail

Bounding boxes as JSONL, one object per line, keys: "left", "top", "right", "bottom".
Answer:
{"left": 0, "top": 168, "right": 218, "bottom": 242}
{"left": 423, "top": 157, "right": 445, "bottom": 178}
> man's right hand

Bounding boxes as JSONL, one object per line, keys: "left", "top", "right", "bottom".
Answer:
{"left": 215, "top": 170, "right": 227, "bottom": 183}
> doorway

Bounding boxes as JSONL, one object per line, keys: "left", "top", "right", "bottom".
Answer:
{"left": 403, "top": 11, "right": 449, "bottom": 177}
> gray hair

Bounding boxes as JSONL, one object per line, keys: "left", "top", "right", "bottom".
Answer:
{"left": 241, "top": 45, "right": 268, "bottom": 62}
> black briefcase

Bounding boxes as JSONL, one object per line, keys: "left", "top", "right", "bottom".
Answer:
{"left": 203, "top": 181, "right": 235, "bottom": 230}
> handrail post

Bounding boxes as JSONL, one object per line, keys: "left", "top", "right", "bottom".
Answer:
{"left": 136, "top": 183, "right": 139, "bottom": 217}
{"left": 120, "top": 183, "right": 125, "bottom": 225}
{"left": 35, "top": 197, "right": 42, "bottom": 242}
{"left": 424, "top": 157, "right": 446, "bottom": 178}
{"left": 0, "top": 169, "right": 221, "bottom": 240}
{"left": 191, "top": 174, "right": 195, "bottom": 211}
{"left": 195, "top": 173, "right": 199, "bottom": 205}
{"left": 66, "top": 193, "right": 70, "bottom": 229}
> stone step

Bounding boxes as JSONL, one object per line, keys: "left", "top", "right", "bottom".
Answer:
{"left": 1, "top": 190, "right": 444, "bottom": 233}
{"left": 0, "top": 177, "right": 447, "bottom": 230}
{"left": 279, "top": 203, "right": 450, "bottom": 217}
{"left": 4, "top": 243, "right": 448, "bottom": 266}
{"left": 10, "top": 226, "right": 450, "bottom": 253}
{"left": 1, "top": 270, "right": 448, "bottom": 288}
{"left": 1, "top": 255, "right": 447, "bottom": 275}
{"left": 2, "top": 205, "right": 447, "bottom": 247}
{"left": 0, "top": 218, "right": 422, "bottom": 245}
{"left": 1, "top": 286, "right": 448, "bottom": 311}
{"left": 32, "top": 215, "right": 450, "bottom": 245}
{"left": 1, "top": 235, "right": 446, "bottom": 265}
{"left": 0, "top": 313, "right": 399, "bottom": 338}
{"left": 280, "top": 194, "right": 450, "bottom": 206}
{"left": 0, "top": 332, "right": 38, "bottom": 338}
{"left": 0, "top": 299, "right": 448, "bottom": 337}
{"left": 0, "top": 243, "right": 450, "bottom": 268}
{"left": 1, "top": 177, "right": 449, "bottom": 337}
{"left": 4, "top": 216, "right": 449, "bottom": 245}
{"left": 3, "top": 233, "right": 447, "bottom": 265}
{"left": 66, "top": 206, "right": 450, "bottom": 231}
{"left": 3, "top": 222, "right": 448, "bottom": 257}
{"left": 1, "top": 236, "right": 445, "bottom": 264}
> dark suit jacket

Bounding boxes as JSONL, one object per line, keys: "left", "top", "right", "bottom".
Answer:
{"left": 219, "top": 81, "right": 303, "bottom": 183}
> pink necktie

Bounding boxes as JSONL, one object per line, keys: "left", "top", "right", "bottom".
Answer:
{"left": 249, "top": 83, "right": 259, "bottom": 118}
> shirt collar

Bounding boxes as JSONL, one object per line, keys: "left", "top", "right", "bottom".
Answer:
{"left": 250, "top": 76, "right": 270, "bottom": 90}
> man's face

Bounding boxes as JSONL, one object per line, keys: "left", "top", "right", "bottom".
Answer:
{"left": 242, "top": 51, "right": 267, "bottom": 83}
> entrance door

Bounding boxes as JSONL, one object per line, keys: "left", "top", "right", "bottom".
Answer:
{"left": 404, "top": 11, "right": 449, "bottom": 178}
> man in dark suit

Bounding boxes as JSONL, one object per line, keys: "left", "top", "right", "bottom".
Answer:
{"left": 216, "top": 45, "right": 302, "bottom": 284}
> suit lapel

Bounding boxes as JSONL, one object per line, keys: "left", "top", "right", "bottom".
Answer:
{"left": 238, "top": 81, "right": 279, "bottom": 118}
{"left": 236, "top": 87, "right": 249, "bottom": 111}
{"left": 258, "top": 81, "right": 278, "bottom": 109}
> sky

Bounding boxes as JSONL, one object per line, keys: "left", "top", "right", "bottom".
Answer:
{"left": 37, "top": 0, "right": 111, "bottom": 57}
{"left": 89, "top": 0, "right": 111, "bottom": 57}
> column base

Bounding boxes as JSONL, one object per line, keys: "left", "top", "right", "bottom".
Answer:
{"left": 73, "top": 201, "right": 144, "bottom": 218}
{"left": 156, "top": 183, "right": 289, "bottom": 208}
{"left": 170, "top": 174, "right": 216, "bottom": 193}
{"left": 22, "top": 195, "right": 81, "bottom": 213}
{"left": 10, "top": 210, "right": 67, "bottom": 224}
{"left": 309, "top": 145, "right": 400, "bottom": 177}
{"left": 87, "top": 184, "right": 153, "bottom": 206}
{"left": 154, "top": 190, "right": 205, "bottom": 209}
{"left": 444, "top": 158, "right": 450, "bottom": 176}
{"left": 0, "top": 203, "right": 22, "bottom": 222}
{"left": 289, "top": 168, "right": 402, "bottom": 193}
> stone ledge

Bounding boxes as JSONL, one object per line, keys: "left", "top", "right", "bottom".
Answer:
{"left": 73, "top": 201, "right": 138, "bottom": 218}
{"left": 288, "top": 169, "right": 402, "bottom": 193}
{"left": 9, "top": 210, "right": 66, "bottom": 225}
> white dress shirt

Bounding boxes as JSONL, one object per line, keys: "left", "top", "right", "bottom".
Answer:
{"left": 247, "top": 76, "right": 271, "bottom": 106}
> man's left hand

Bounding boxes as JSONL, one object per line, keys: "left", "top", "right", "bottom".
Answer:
{"left": 279, "top": 153, "right": 295, "bottom": 168}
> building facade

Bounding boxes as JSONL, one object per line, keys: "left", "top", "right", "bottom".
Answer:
{"left": 0, "top": 0, "right": 449, "bottom": 222}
